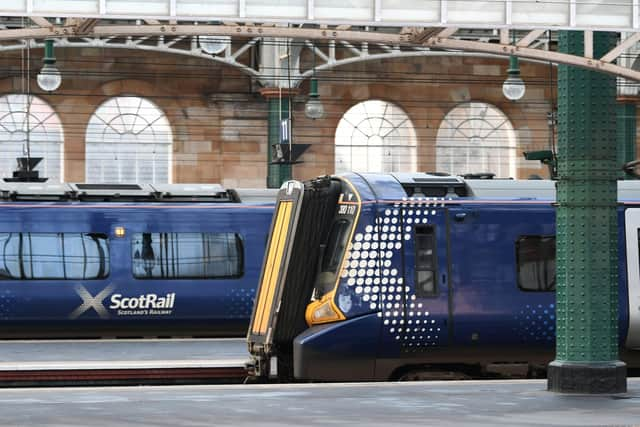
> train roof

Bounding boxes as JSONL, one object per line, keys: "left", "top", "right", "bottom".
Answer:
{"left": 354, "top": 173, "right": 640, "bottom": 201}
{"left": 0, "top": 182, "right": 278, "bottom": 203}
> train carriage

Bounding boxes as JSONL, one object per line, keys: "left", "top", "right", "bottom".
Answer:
{"left": 247, "top": 173, "right": 640, "bottom": 381}
{"left": 0, "top": 182, "right": 275, "bottom": 338}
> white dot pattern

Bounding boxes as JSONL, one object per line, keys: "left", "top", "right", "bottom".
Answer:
{"left": 337, "top": 196, "right": 448, "bottom": 350}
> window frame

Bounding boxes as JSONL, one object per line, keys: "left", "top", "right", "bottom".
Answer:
{"left": 414, "top": 224, "right": 438, "bottom": 298}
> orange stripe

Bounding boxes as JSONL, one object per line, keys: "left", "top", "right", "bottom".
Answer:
{"left": 251, "top": 201, "right": 292, "bottom": 335}
{"left": 251, "top": 203, "right": 283, "bottom": 334}
{"left": 258, "top": 201, "right": 292, "bottom": 334}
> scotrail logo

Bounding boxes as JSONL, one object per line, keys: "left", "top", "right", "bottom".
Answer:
{"left": 69, "top": 285, "right": 176, "bottom": 318}
{"left": 110, "top": 292, "right": 175, "bottom": 316}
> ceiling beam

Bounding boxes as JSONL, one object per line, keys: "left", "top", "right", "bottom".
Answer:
{"left": 601, "top": 32, "right": 640, "bottom": 63}
{"left": 516, "top": 29, "right": 546, "bottom": 47}
{"left": 75, "top": 18, "right": 99, "bottom": 35}
{"left": 409, "top": 27, "right": 445, "bottom": 44}
{"left": 423, "top": 36, "right": 640, "bottom": 82}
{"left": 30, "top": 17, "right": 52, "bottom": 28}
{"left": 0, "top": 23, "right": 638, "bottom": 81}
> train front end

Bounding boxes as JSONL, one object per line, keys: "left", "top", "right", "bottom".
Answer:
{"left": 247, "top": 173, "right": 398, "bottom": 380}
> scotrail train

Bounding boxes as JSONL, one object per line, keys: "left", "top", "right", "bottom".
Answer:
{"left": 247, "top": 173, "right": 640, "bottom": 381}
{"left": 0, "top": 181, "right": 275, "bottom": 338}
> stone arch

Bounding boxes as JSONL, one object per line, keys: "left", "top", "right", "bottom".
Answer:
{"left": 334, "top": 99, "right": 417, "bottom": 173}
{"left": 436, "top": 102, "right": 516, "bottom": 178}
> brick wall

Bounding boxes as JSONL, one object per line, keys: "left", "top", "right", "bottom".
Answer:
{"left": 0, "top": 47, "right": 625, "bottom": 186}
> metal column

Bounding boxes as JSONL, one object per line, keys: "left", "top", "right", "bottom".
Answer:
{"left": 261, "top": 88, "right": 295, "bottom": 188}
{"left": 547, "top": 31, "right": 627, "bottom": 393}
{"left": 617, "top": 101, "right": 637, "bottom": 179}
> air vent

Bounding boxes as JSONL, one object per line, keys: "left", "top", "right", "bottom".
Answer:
{"left": 75, "top": 184, "right": 143, "bottom": 190}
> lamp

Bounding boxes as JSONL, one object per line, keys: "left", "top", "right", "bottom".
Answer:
{"left": 502, "top": 55, "right": 525, "bottom": 101}
{"left": 37, "top": 39, "right": 61, "bottom": 92}
{"left": 304, "top": 43, "right": 325, "bottom": 120}
{"left": 199, "top": 35, "right": 230, "bottom": 55}
{"left": 305, "top": 77, "right": 324, "bottom": 119}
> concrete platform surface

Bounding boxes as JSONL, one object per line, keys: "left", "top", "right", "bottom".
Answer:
{"left": 0, "top": 338, "right": 248, "bottom": 370}
{"left": 1, "top": 379, "right": 640, "bottom": 426}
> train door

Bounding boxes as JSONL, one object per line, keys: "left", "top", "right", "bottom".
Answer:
{"left": 446, "top": 204, "right": 556, "bottom": 363}
{"left": 375, "top": 202, "right": 452, "bottom": 376}
{"left": 399, "top": 204, "right": 451, "bottom": 349}
{"left": 624, "top": 208, "right": 640, "bottom": 349}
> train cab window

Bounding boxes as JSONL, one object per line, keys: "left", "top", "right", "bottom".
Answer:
{"left": 131, "top": 232, "right": 243, "bottom": 279}
{"left": 415, "top": 225, "right": 437, "bottom": 297}
{"left": 0, "top": 233, "right": 109, "bottom": 280}
{"left": 516, "top": 235, "right": 556, "bottom": 292}
{"left": 322, "top": 220, "right": 351, "bottom": 274}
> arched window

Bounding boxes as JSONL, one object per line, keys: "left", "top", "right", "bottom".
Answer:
{"left": 0, "top": 94, "right": 63, "bottom": 182}
{"left": 85, "top": 96, "right": 172, "bottom": 183}
{"left": 335, "top": 100, "right": 417, "bottom": 173}
{"left": 436, "top": 102, "right": 516, "bottom": 178}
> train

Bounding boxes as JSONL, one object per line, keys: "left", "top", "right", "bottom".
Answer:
{"left": 247, "top": 172, "right": 640, "bottom": 381}
{"left": 0, "top": 181, "right": 275, "bottom": 338}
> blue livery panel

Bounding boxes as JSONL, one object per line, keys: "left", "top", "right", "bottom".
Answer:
{"left": 250, "top": 174, "right": 640, "bottom": 381}
{"left": 0, "top": 202, "right": 273, "bottom": 337}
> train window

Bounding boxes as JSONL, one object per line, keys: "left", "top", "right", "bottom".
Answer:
{"left": 0, "top": 233, "right": 109, "bottom": 280}
{"left": 131, "top": 233, "right": 243, "bottom": 279}
{"left": 516, "top": 235, "right": 556, "bottom": 292}
{"left": 322, "top": 220, "right": 351, "bottom": 274}
{"left": 415, "top": 225, "right": 437, "bottom": 297}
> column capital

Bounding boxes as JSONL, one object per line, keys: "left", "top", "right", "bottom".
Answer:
{"left": 259, "top": 87, "right": 299, "bottom": 99}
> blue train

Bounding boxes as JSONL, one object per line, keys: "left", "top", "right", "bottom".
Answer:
{"left": 247, "top": 173, "right": 640, "bottom": 381}
{"left": 0, "top": 182, "right": 275, "bottom": 338}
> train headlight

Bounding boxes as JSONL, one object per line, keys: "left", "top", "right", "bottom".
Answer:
{"left": 305, "top": 294, "right": 345, "bottom": 326}
{"left": 114, "top": 226, "right": 126, "bottom": 238}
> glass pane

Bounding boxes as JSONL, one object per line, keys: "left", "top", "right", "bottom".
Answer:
{"left": 132, "top": 232, "right": 243, "bottom": 279}
{"left": 86, "top": 97, "right": 172, "bottom": 183}
{"left": 381, "top": 0, "right": 439, "bottom": 21}
{"left": 517, "top": 236, "right": 556, "bottom": 292}
{"left": 177, "top": 0, "right": 237, "bottom": 16}
{"left": 335, "top": 99, "right": 417, "bottom": 173}
{"left": 448, "top": 0, "right": 504, "bottom": 24}
{"left": 417, "top": 270, "right": 435, "bottom": 295}
{"left": 0, "top": 233, "right": 109, "bottom": 280}
{"left": 33, "top": 0, "right": 98, "bottom": 13}
{"left": 247, "top": 0, "right": 306, "bottom": 18}
{"left": 0, "top": 95, "right": 63, "bottom": 183}
{"left": 512, "top": 0, "right": 568, "bottom": 25}
{"left": 315, "top": 0, "right": 372, "bottom": 20}
{"left": 436, "top": 102, "right": 516, "bottom": 178}
{"left": 106, "top": 0, "right": 168, "bottom": 14}
{"left": 576, "top": 0, "right": 632, "bottom": 27}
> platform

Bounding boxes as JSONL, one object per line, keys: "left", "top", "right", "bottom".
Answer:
{"left": 0, "top": 379, "right": 640, "bottom": 426}
{"left": 0, "top": 338, "right": 249, "bottom": 386}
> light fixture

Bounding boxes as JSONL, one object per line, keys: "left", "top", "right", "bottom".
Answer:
{"left": 199, "top": 35, "right": 230, "bottom": 55}
{"left": 37, "top": 39, "right": 61, "bottom": 92}
{"left": 304, "top": 77, "right": 325, "bottom": 120}
{"left": 502, "top": 55, "right": 526, "bottom": 101}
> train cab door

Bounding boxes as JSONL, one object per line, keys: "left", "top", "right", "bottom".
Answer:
{"left": 376, "top": 202, "right": 452, "bottom": 373}
{"left": 624, "top": 208, "right": 640, "bottom": 349}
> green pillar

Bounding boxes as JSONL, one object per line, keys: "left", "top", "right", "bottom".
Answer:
{"left": 617, "top": 101, "right": 637, "bottom": 179}
{"left": 261, "top": 88, "right": 294, "bottom": 188}
{"left": 548, "top": 31, "right": 626, "bottom": 393}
